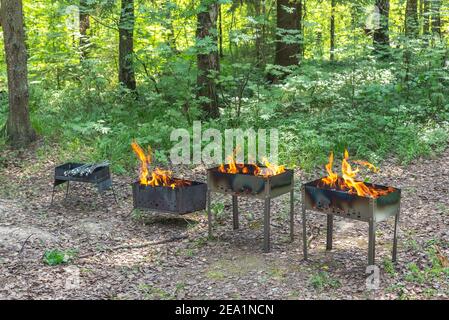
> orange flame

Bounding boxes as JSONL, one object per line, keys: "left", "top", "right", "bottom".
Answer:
{"left": 321, "top": 152, "right": 338, "bottom": 187}
{"left": 131, "top": 141, "right": 191, "bottom": 189}
{"left": 218, "top": 149, "right": 285, "bottom": 177}
{"left": 258, "top": 157, "right": 285, "bottom": 177}
{"left": 131, "top": 142, "right": 150, "bottom": 186}
{"left": 218, "top": 148, "right": 245, "bottom": 174}
{"left": 352, "top": 160, "right": 380, "bottom": 173}
{"left": 321, "top": 149, "right": 393, "bottom": 198}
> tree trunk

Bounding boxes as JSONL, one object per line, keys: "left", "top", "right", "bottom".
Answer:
{"left": 275, "top": 0, "right": 301, "bottom": 68}
{"left": 164, "top": 1, "right": 177, "bottom": 52}
{"left": 330, "top": 0, "right": 336, "bottom": 61}
{"left": 423, "top": 0, "right": 430, "bottom": 36}
{"left": 373, "top": 0, "right": 390, "bottom": 56}
{"left": 404, "top": 0, "right": 418, "bottom": 84}
{"left": 79, "top": 0, "right": 90, "bottom": 60}
{"left": 0, "top": 0, "right": 36, "bottom": 147}
{"left": 431, "top": 0, "right": 442, "bottom": 37}
{"left": 196, "top": 0, "right": 220, "bottom": 119}
{"left": 300, "top": 0, "right": 305, "bottom": 58}
{"left": 254, "top": 0, "right": 269, "bottom": 65}
{"left": 118, "top": 0, "right": 136, "bottom": 90}
{"left": 254, "top": 0, "right": 262, "bottom": 63}
{"left": 219, "top": 4, "right": 224, "bottom": 58}
{"left": 419, "top": 0, "right": 423, "bottom": 26}
{"left": 405, "top": 0, "right": 419, "bottom": 37}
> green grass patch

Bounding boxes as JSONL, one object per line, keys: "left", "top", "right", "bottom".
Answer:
{"left": 43, "top": 249, "right": 77, "bottom": 266}
{"left": 206, "top": 270, "right": 226, "bottom": 281}
{"left": 309, "top": 270, "right": 341, "bottom": 291}
{"left": 138, "top": 283, "right": 174, "bottom": 300}
{"left": 383, "top": 258, "right": 396, "bottom": 276}
{"left": 404, "top": 241, "right": 449, "bottom": 286}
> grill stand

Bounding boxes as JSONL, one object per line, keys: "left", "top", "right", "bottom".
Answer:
{"left": 392, "top": 202, "right": 400, "bottom": 263}
{"left": 302, "top": 197, "right": 308, "bottom": 259}
{"left": 326, "top": 214, "right": 333, "bottom": 251}
{"left": 50, "top": 179, "right": 118, "bottom": 207}
{"left": 207, "top": 179, "right": 294, "bottom": 253}
{"left": 232, "top": 195, "right": 239, "bottom": 230}
{"left": 302, "top": 186, "right": 400, "bottom": 266}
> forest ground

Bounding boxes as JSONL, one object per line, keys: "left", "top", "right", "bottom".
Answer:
{"left": 0, "top": 145, "right": 448, "bottom": 300}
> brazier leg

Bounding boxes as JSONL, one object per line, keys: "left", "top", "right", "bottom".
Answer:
{"left": 290, "top": 188, "right": 294, "bottom": 242}
{"left": 232, "top": 195, "right": 239, "bottom": 230}
{"left": 207, "top": 190, "right": 212, "bottom": 238}
{"left": 326, "top": 214, "right": 333, "bottom": 251}
{"left": 392, "top": 210, "right": 400, "bottom": 263}
{"left": 368, "top": 219, "right": 376, "bottom": 266}
{"left": 302, "top": 202, "right": 308, "bottom": 260}
{"left": 263, "top": 198, "right": 271, "bottom": 253}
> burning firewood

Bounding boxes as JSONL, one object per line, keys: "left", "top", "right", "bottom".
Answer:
{"left": 218, "top": 148, "right": 285, "bottom": 177}
{"left": 320, "top": 149, "right": 393, "bottom": 198}
{"left": 131, "top": 141, "right": 191, "bottom": 189}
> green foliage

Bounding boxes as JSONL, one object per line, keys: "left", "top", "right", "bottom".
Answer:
{"left": 191, "top": 236, "right": 208, "bottom": 249}
{"left": 138, "top": 283, "right": 174, "bottom": 300}
{"left": 405, "top": 262, "right": 426, "bottom": 283}
{"left": 6, "top": 53, "right": 447, "bottom": 174}
{"left": 383, "top": 258, "right": 396, "bottom": 276}
{"left": 0, "top": 0, "right": 447, "bottom": 174}
{"left": 272, "top": 59, "right": 449, "bottom": 170}
{"left": 211, "top": 202, "right": 225, "bottom": 221}
{"left": 386, "top": 283, "right": 410, "bottom": 300}
{"left": 404, "top": 240, "right": 449, "bottom": 285}
{"left": 43, "top": 249, "right": 77, "bottom": 266}
{"left": 309, "top": 270, "right": 341, "bottom": 291}
{"left": 206, "top": 269, "right": 226, "bottom": 281}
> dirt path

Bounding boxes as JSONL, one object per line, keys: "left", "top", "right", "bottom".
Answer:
{"left": 0, "top": 148, "right": 448, "bottom": 300}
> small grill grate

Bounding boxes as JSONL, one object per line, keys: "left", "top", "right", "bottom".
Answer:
{"left": 51, "top": 162, "right": 117, "bottom": 206}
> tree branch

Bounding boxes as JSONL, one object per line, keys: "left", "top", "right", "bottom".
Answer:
{"left": 77, "top": 234, "right": 188, "bottom": 259}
